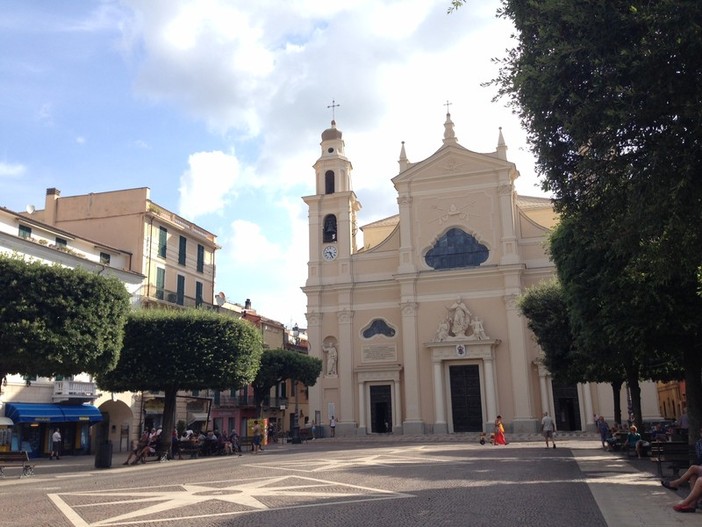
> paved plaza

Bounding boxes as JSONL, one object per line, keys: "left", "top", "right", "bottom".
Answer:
{"left": 0, "top": 435, "right": 699, "bottom": 527}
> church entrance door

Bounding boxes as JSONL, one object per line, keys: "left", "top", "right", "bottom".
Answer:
{"left": 449, "top": 365, "right": 483, "bottom": 432}
{"left": 552, "top": 382, "right": 581, "bottom": 431}
{"left": 370, "top": 385, "right": 392, "bottom": 433}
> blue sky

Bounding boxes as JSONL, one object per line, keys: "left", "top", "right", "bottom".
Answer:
{"left": 0, "top": 0, "right": 549, "bottom": 329}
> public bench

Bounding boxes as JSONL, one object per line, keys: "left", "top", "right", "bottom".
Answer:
{"left": 0, "top": 451, "right": 35, "bottom": 478}
{"left": 650, "top": 441, "right": 692, "bottom": 478}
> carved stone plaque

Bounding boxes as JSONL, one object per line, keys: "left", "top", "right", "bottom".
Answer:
{"left": 362, "top": 345, "right": 397, "bottom": 363}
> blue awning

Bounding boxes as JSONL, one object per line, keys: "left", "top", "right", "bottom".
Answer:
{"left": 59, "top": 405, "right": 103, "bottom": 423}
{"left": 4, "top": 403, "right": 103, "bottom": 424}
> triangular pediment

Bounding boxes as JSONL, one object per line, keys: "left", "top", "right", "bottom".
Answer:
{"left": 393, "top": 143, "right": 514, "bottom": 186}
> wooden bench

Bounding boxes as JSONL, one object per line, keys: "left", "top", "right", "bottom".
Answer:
{"left": 650, "top": 441, "right": 692, "bottom": 478}
{"left": 0, "top": 451, "right": 35, "bottom": 478}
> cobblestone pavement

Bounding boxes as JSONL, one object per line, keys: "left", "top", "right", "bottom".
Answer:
{"left": 0, "top": 434, "right": 699, "bottom": 527}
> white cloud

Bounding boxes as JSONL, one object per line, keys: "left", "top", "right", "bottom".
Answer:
{"left": 0, "top": 162, "right": 27, "bottom": 178}
{"left": 76, "top": 136, "right": 86, "bottom": 145}
{"left": 178, "top": 150, "right": 240, "bottom": 219}
{"left": 123, "top": 0, "right": 547, "bottom": 325}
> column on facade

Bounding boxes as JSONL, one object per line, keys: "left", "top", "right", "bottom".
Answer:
{"left": 432, "top": 359, "right": 447, "bottom": 433}
{"left": 400, "top": 301, "right": 423, "bottom": 433}
{"left": 337, "top": 309, "right": 355, "bottom": 430}
{"left": 503, "top": 291, "right": 536, "bottom": 431}
{"left": 483, "top": 352, "right": 498, "bottom": 425}
{"left": 357, "top": 380, "right": 366, "bottom": 434}
{"left": 497, "top": 181, "right": 519, "bottom": 266}
{"left": 537, "top": 362, "right": 550, "bottom": 415}
{"left": 581, "top": 383, "right": 594, "bottom": 430}
{"left": 393, "top": 380, "right": 402, "bottom": 430}
{"left": 396, "top": 194, "right": 415, "bottom": 274}
{"left": 306, "top": 312, "right": 323, "bottom": 423}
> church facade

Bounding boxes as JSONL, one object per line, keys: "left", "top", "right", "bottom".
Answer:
{"left": 302, "top": 113, "right": 659, "bottom": 436}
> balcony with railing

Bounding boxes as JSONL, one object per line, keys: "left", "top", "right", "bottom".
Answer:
{"left": 210, "top": 394, "right": 287, "bottom": 410}
{"left": 135, "top": 284, "right": 216, "bottom": 310}
{"left": 53, "top": 380, "right": 99, "bottom": 403}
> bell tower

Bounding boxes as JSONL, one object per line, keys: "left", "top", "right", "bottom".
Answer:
{"left": 304, "top": 119, "right": 361, "bottom": 275}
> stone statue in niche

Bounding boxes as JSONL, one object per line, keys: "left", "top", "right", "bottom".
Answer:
{"left": 433, "top": 299, "right": 490, "bottom": 342}
{"left": 323, "top": 343, "right": 338, "bottom": 376}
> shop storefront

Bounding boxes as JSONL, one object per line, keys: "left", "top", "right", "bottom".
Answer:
{"left": 0, "top": 417, "right": 13, "bottom": 453}
{"left": 4, "top": 403, "right": 103, "bottom": 457}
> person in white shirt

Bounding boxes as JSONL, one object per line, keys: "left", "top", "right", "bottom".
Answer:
{"left": 50, "top": 428, "right": 62, "bottom": 460}
{"left": 541, "top": 412, "right": 556, "bottom": 449}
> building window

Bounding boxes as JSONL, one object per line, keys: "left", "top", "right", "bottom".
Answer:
{"left": 325, "top": 170, "right": 335, "bottom": 194}
{"left": 195, "top": 281, "right": 203, "bottom": 307}
{"left": 323, "top": 214, "right": 337, "bottom": 243}
{"left": 55, "top": 237, "right": 67, "bottom": 248}
{"left": 192, "top": 389, "right": 199, "bottom": 397}
{"left": 425, "top": 228, "right": 489, "bottom": 270}
{"left": 18, "top": 225, "right": 31, "bottom": 239}
{"left": 178, "top": 236, "right": 187, "bottom": 265}
{"left": 176, "top": 274, "right": 185, "bottom": 305}
{"left": 362, "top": 319, "right": 396, "bottom": 338}
{"left": 156, "top": 267, "right": 165, "bottom": 300}
{"left": 197, "top": 244, "right": 205, "bottom": 273}
{"left": 99, "top": 252, "right": 111, "bottom": 265}
{"left": 158, "top": 227, "right": 168, "bottom": 258}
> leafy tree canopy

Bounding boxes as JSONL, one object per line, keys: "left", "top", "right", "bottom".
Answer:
{"left": 97, "top": 309, "right": 263, "bottom": 456}
{"left": 0, "top": 255, "right": 130, "bottom": 383}
{"left": 252, "top": 348, "right": 323, "bottom": 414}
{"left": 97, "top": 309, "right": 264, "bottom": 393}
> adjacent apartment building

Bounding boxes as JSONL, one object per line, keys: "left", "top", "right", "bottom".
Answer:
{"left": 0, "top": 205, "right": 143, "bottom": 456}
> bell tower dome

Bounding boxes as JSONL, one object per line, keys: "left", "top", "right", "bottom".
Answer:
{"left": 314, "top": 120, "right": 353, "bottom": 195}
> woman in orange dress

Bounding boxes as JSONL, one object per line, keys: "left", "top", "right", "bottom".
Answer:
{"left": 494, "top": 415, "right": 507, "bottom": 445}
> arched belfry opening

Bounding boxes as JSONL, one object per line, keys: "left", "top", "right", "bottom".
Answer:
{"left": 323, "top": 214, "right": 337, "bottom": 243}
{"left": 325, "top": 170, "right": 335, "bottom": 194}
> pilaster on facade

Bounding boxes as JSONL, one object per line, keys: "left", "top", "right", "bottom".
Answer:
{"left": 396, "top": 193, "right": 415, "bottom": 274}
{"left": 399, "top": 301, "right": 423, "bottom": 433}
{"left": 336, "top": 309, "right": 355, "bottom": 434}
{"left": 503, "top": 292, "right": 537, "bottom": 432}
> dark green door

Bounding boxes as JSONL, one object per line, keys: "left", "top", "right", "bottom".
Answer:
{"left": 450, "top": 365, "right": 483, "bottom": 432}
{"left": 369, "top": 385, "right": 392, "bottom": 433}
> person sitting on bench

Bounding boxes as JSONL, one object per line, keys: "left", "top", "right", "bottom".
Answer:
{"left": 663, "top": 464, "right": 702, "bottom": 513}
{"left": 625, "top": 425, "right": 647, "bottom": 459}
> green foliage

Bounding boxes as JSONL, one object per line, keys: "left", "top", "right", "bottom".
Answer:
{"left": 252, "top": 348, "right": 323, "bottom": 414}
{"left": 97, "top": 309, "right": 263, "bottom": 456}
{"left": 486, "top": 0, "right": 702, "bottom": 430}
{"left": 96, "top": 309, "right": 264, "bottom": 393}
{"left": 0, "top": 255, "right": 130, "bottom": 382}
{"left": 518, "top": 279, "right": 581, "bottom": 383}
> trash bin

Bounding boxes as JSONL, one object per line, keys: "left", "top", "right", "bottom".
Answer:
{"left": 95, "top": 440, "right": 113, "bottom": 469}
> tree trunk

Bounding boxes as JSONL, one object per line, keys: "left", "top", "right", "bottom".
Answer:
{"left": 684, "top": 345, "right": 702, "bottom": 447}
{"left": 157, "top": 386, "right": 178, "bottom": 461}
{"left": 611, "top": 380, "right": 622, "bottom": 424}
{"left": 626, "top": 368, "right": 643, "bottom": 429}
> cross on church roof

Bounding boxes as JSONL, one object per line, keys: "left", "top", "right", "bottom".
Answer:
{"left": 327, "top": 99, "right": 340, "bottom": 121}
{"left": 444, "top": 100, "right": 452, "bottom": 114}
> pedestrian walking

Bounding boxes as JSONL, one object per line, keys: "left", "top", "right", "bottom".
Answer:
{"left": 597, "top": 416, "right": 610, "bottom": 449}
{"left": 50, "top": 428, "right": 62, "bottom": 460}
{"left": 541, "top": 411, "right": 556, "bottom": 449}
{"left": 252, "top": 421, "right": 262, "bottom": 453}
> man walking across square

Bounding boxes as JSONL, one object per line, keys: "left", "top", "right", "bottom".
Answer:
{"left": 541, "top": 411, "right": 556, "bottom": 449}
